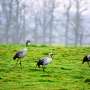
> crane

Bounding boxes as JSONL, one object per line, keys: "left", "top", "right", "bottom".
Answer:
{"left": 36, "top": 53, "right": 54, "bottom": 71}
{"left": 13, "top": 41, "right": 30, "bottom": 68}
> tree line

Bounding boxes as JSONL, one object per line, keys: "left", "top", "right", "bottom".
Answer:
{"left": 0, "top": 0, "right": 89, "bottom": 46}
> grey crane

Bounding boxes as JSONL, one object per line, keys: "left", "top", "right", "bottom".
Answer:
{"left": 82, "top": 55, "right": 90, "bottom": 67}
{"left": 36, "top": 53, "right": 54, "bottom": 71}
{"left": 26, "top": 40, "right": 31, "bottom": 47}
{"left": 13, "top": 41, "right": 30, "bottom": 68}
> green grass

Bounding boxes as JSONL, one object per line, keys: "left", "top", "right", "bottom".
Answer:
{"left": 0, "top": 44, "right": 90, "bottom": 90}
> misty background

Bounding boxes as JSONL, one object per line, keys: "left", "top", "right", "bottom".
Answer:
{"left": 0, "top": 0, "right": 90, "bottom": 46}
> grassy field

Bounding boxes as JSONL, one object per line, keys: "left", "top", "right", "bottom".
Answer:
{"left": 0, "top": 44, "right": 90, "bottom": 90}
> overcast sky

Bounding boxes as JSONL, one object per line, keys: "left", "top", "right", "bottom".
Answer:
{"left": 25, "top": 0, "right": 90, "bottom": 16}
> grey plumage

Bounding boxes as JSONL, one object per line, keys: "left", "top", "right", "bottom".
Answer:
{"left": 13, "top": 48, "right": 27, "bottom": 60}
{"left": 82, "top": 55, "right": 90, "bottom": 67}
{"left": 13, "top": 48, "right": 28, "bottom": 68}
{"left": 36, "top": 53, "right": 53, "bottom": 71}
{"left": 13, "top": 40, "right": 30, "bottom": 69}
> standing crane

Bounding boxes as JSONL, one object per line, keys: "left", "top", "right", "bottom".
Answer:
{"left": 36, "top": 53, "right": 54, "bottom": 71}
{"left": 26, "top": 40, "right": 31, "bottom": 47}
{"left": 13, "top": 41, "right": 30, "bottom": 68}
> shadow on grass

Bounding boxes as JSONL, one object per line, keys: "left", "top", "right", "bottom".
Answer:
{"left": 30, "top": 68, "right": 50, "bottom": 73}
{"left": 60, "top": 67, "right": 72, "bottom": 70}
{"left": 38, "top": 79, "right": 54, "bottom": 82}
{"left": 30, "top": 68, "right": 41, "bottom": 72}
{"left": 40, "top": 74, "right": 51, "bottom": 77}
{"left": 72, "top": 75, "right": 84, "bottom": 79}
{"left": 84, "top": 78, "right": 90, "bottom": 84}
{"left": 0, "top": 68, "right": 6, "bottom": 72}
{"left": 0, "top": 77, "right": 3, "bottom": 79}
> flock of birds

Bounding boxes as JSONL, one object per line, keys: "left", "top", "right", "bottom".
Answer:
{"left": 13, "top": 40, "right": 90, "bottom": 71}
{"left": 13, "top": 40, "right": 54, "bottom": 71}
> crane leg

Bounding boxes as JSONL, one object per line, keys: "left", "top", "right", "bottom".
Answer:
{"left": 15, "top": 59, "right": 19, "bottom": 67}
{"left": 42, "top": 65, "right": 46, "bottom": 71}
{"left": 35, "top": 64, "right": 38, "bottom": 70}
{"left": 35, "top": 63, "right": 40, "bottom": 70}
{"left": 87, "top": 61, "right": 90, "bottom": 67}
{"left": 19, "top": 59, "right": 22, "bottom": 69}
{"left": 13, "top": 59, "right": 19, "bottom": 68}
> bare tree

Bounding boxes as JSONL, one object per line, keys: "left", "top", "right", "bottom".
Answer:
{"left": 42, "top": 0, "right": 50, "bottom": 44}
{"left": 31, "top": 0, "right": 56, "bottom": 44}
{"left": 48, "top": 0, "right": 56, "bottom": 45}
{"left": 72, "top": 0, "right": 87, "bottom": 46}
{"left": 40, "top": 0, "right": 57, "bottom": 44}
{"left": 1, "top": 0, "right": 13, "bottom": 43}
{"left": 27, "top": 0, "right": 40, "bottom": 44}
{"left": 11, "top": 0, "right": 26, "bottom": 43}
{"left": 33, "top": 13, "right": 39, "bottom": 43}
{"left": 19, "top": 3, "right": 27, "bottom": 43}
{"left": 13, "top": 0, "right": 20, "bottom": 43}
{"left": 63, "top": 0, "right": 72, "bottom": 46}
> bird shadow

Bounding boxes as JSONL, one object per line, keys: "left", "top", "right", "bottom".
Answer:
{"left": 60, "top": 67, "right": 72, "bottom": 70}
{"left": 30, "top": 68, "right": 40, "bottom": 72}
{"left": 84, "top": 78, "right": 90, "bottom": 83}
{"left": 40, "top": 74, "right": 51, "bottom": 77}
{"left": 29, "top": 68, "right": 50, "bottom": 73}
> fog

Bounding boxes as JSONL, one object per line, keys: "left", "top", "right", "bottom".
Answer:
{"left": 0, "top": 0, "right": 90, "bottom": 46}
